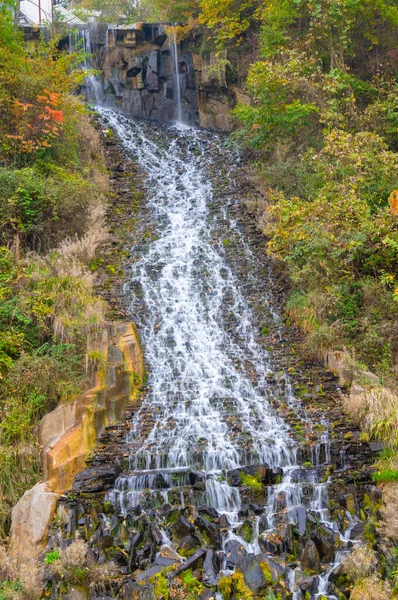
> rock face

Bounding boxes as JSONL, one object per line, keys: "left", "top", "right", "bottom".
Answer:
{"left": 40, "top": 322, "right": 144, "bottom": 493}
{"left": 9, "top": 483, "right": 59, "bottom": 562}
{"left": 9, "top": 321, "right": 144, "bottom": 562}
{"left": 74, "top": 22, "right": 246, "bottom": 130}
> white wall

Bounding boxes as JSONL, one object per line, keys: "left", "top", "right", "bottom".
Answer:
{"left": 20, "top": 0, "right": 53, "bottom": 24}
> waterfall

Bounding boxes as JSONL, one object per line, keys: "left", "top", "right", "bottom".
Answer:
{"left": 72, "top": 27, "right": 103, "bottom": 105}
{"left": 87, "top": 107, "right": 368, "bottom": 599}
{"left": 171, "top": 27, "right": 183, "bottom": 123}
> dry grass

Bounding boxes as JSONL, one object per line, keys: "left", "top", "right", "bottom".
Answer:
{"left": 50, "top": 539, "right": 118, "bottom": 590}
{"left": 56, "top": 205, "right": 109, "bottom": 266}
{"left": 342, "top": 386, "right": 398, "bottom": 447}
{"left": 89, "top": 562, "right": 119, "bottom": 592}
{"left": 0, "top": 544, "right": 18, "bottom": 581}
{"left": 0, "top": 546, "right": 43, "bottom": 600}
{"left": 25, "top": 212, "right": 108, "bottom": 345}
{"left": 379, "top": 483, "right": 398, "bottom": 541}
{"left": 350, "top": 575, "right": 390, "bottom": 600}
{"left": 59, "top": 537, "right": 88, "bottom": 568}
{"left": 341, "top": 546, "right": 376, "bottom": 582}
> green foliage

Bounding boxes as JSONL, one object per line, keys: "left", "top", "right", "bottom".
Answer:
{"left": 372, "top": 469, "right": 398, "bottom": 483}
{"left": 45, "top": 550, "right": 61, "bottom": 565}
{"left": 0, "top": 14, "right": 108, "bottom": 542}
{"left": 226, "top": 0, "right": 398, "bottom": 382}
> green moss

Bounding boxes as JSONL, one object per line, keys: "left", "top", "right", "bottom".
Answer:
{"left": 302, "top": 461, "right": 313, "bottom": 469}
{"left": 231, "top": 572, "right": 254, "bottom": 599}
{"left": 259, "top": 561, "right": 273, "bottom": 584}
{"left": 240, "top": 472, "right": 263, "bottom": 492}
{"left": 218, "top": 575, "right": 233, "bottom": 600}
{"left": 180, "top": 569, "right": 203, "bottom": 598}
{"left": 149, "top": 571, "right": 169, "bottom": 599}
{"left": 238, "top": 521, "right": 253, "bottom": 543}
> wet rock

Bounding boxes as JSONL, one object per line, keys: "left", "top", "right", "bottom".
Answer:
{"left": 224, "top": 539, "right": 247, "bottom": 568}
{"left": 173, "top": 548, "right": 206, "bottom": 576}
{"left": 259, "top": 555, "right": 285, "bottom": 580}
{"left": 72, "top": 465, "right": 121, "bottom": 493}
{"left": 311, "top": 524, "right": 339, "bottom": 562}
{"left": 178, "top": 535, "right": 201, "bottom": 555}
{"left": 121, "top": 580, "right": 156, "bottom": 600}
{"left": 297, "top": 506, "right": 306, "bottom": 536}
{"left": 238, "top": 505, "right": 249, "bottom": 519}
{"left": 364, "top": 485, "right": 382, "bottom": 504}
{"left": 236, "top": 520, "right": 254, "bottom": 543}
{"left": 227, "top": 465, "right": 281, "bottom": 486}
{"left": 156, "top": 556, "right": 179, "bottom": 567}
{"left": 249, "top": 503, "right": 263, "bottom": 515}
{"left": 294, "top": 570, "right": 317, "bottom": 595}
{"left": 195, "top": 516, "right": 220, "bottom": 546}
{"left": 136, "top": 565, "right": 164, "bottom": 583}
{"left": 203, "top": 550, "right": 219, "bottom": 587}
{"left": 157, "top": 546, "right": 181, "bottom": 562}
{"left": 350, "top": 522, "right": 365, "bottom": 538}
{"left": 197, "top": 505, "right": 218, "bottom": 520}
{"left": 219, "top": 514, "right": 230, "bottom": 528}
{"left": 301, "top": 540, "right": 320, "bottom": 571}
{"left": 173, "top": 516, "right": 194, "bottom": 538}
{"left": 66, "top": 508, "right": 78, "bottom": 537}
{"left": 199, "top": 590, "right": 215, "bottom": 600}
{"left": 237, "top": 554, "right": 267, "bottom": 595}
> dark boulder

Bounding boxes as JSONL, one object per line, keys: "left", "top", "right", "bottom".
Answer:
{"left": 197, "top": 505, "right": 218, "bottom": 520}
{"left": 173, "top": 548, "right": 206, "bottom": 576}
{"left": 195, "top": 516, "right": 220, "bottom": 546}
{"left": 121, "top": 580, "right": 156, "bottom": 600}
{"left": 237, "top": 554, "right": 268, "bottom": 595}
{"left": 72, "top": 464, "right": 121, "bottom": 493}
{"left": 224, "top": 539, "right": 247, "bottom": 568}
{"left": 173, "top": 516, "right": 194, "bottom": 538}
{"left": 178, "top": 535, "right": 201, "bottom": 555}
{"left": 301, "top": 540, "right": 320, "bottom": 572}
{"left": 203, "top": 550, "right": 219, "bottom": 587}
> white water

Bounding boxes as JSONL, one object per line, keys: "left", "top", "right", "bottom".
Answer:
{"left": 171, "top": 28, "right": 183, "bottom": 123}
{"left": 97, "top": 108, "right": 359, "bottom": 598}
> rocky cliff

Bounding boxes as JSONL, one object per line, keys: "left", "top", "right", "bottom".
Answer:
{"left": 75, "top": 22, "right": 250, "bottom": 130}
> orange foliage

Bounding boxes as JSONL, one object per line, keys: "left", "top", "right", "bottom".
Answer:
{"left": 388, "top": 190, "right": 398, "bottom": 216}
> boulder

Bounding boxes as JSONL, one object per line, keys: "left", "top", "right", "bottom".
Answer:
{"left": 173, "top": 548, "right": 206, "bottom": 576}
{"left": 301, "top": 540, "right": 320, "bottom": 572}
{"left": 173, "top": 516, "right": 194, "bottom": 538}
{"left": 203, "top": 550, "right": 219, "bottom": 587}
{"left": 237, "top": 554, "right": 268, "bottom": 595}
{"left": 195, "top": 516, "right": 220, "bottom": 546}
{"left": 10, "top": 482, "right": 59, "bottom": 561}
{"left": 121, "top": 581, "right": 156, "bottom": 600}
{"left": 136, "top": 565, "right": 164, "bottom": 583}
{"left": 224, "top": 539, "right": 247, "bottom": 568}
{"left": 178, "top": 535, "right": 201, "bottom": 555}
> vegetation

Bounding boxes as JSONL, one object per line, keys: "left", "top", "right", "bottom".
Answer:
{"left": 0, "top": 4, "right": 108, "bottom": 538}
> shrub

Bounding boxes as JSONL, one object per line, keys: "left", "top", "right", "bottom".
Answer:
{"left": 379, "top": 484, "right": 398, "bottom": 542}
{"left": 350, "top": 575, "right": 390, "bottom": 600}
{"left": 341, "top": 546, "right": 376, "bottom": 582}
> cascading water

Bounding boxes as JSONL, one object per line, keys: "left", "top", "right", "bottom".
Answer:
{"left": 90, "top": 107, "right": 370, "bottom": 599}
{"left": 171, "top": 27, "right": 183, "bottom": 123}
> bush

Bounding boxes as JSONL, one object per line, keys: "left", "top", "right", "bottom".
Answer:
{"left": 350, "top": 575, "right": 390, "bottom": 600}
{"left": 341, "top": 546, "right": 376, "bottom": 582}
